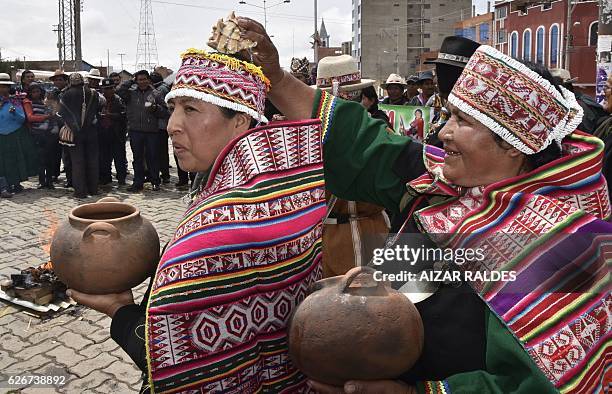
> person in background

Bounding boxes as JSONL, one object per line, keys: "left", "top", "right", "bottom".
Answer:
{"left": 0, "top": 73, "right": 45, "bottom": 193}
{"left": 314, "top": 55, "right": 390, "bottom": 278}
{"left": 50, "top": 70, "right": 71, "bottom": 183}
{"left": 551, "top": 68, "right": 607, "bottom": 134}
{"left": 116, "top": 70, "right": 168, "bottom": 192}
{"left": 49, "top": 69, "right": 70, "bottom": 181}
{"left": 420, "top": 36, "right": 481, "bottom": 150}
{"left": 87, "top": 68, "right": 104, "bottom": 92}
{"left": 360, "top": 85, "right": 392, "bottom": 129}
{"left": 150, "top": 72, "right": 171, "bottom": 184}
{"left": 109, "top": 72, "right": 122, "bottom": 87}
{"left": 50, "top": 69, "right": 69, "bottom": 93}
{"left": 59, "top": 73, "right": 100, "bottom": 198}
{"left": 409, "top": 70, "right": 435, "bottom": 106}
{"left": 27, "top": 84, "right": 59, "bottom": 189}
{"left": 403, "top": 75, "right": 419, "bottom": 102}
{"left": 0, "top": 176, "right": 11, "bottom": 198}
{"left": 381, "top": 73, "right": 409, "bottom": 105}
{"left": 17, "top": 70, "right": 35, "bottom": 96}
{"left": 98, "top": 78, "right": 128, "bottom": 186}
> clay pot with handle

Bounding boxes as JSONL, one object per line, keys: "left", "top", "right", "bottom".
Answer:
{"left": 50, "top": 197, "right": 160, "bottom": 294}
{"left": 288, "top": 266, "right": 424, "bottom": 386}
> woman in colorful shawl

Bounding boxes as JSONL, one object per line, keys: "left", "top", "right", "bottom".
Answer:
{"left": 68, "top": 49, "right": 328, "bottom": 393}
{"left": 0, "top": 73, "right": 46, "bottom": 193}
{"left": 236, "top": 19, "right": 610, "bottom": 394}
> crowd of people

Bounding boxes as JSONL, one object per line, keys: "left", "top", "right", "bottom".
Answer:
{"left": 0, "top": 66, "right": 193, "bottom": 199}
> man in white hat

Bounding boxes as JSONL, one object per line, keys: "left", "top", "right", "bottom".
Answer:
{"left": 381, "top": 73, "right": 410, "bottom": 105}
{"left": 314, "top": 55, "right": 389, "bottom": 277}
{"left": 87, "top": 68, "right": 104, "bottom": 91}
{"left": 313, "top": 54, "right": 376, "bottom": 100}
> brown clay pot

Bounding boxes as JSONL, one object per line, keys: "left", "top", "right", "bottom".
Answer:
{"left": 50, "top": 197, "right": 160, "bottom": 294}
{"left": 288, "top": 266, "right": 424, "bottom": 386}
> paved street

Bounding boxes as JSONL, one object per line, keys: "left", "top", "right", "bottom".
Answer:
{"left": 0, "top": 143, "right": 188, "bottom": 393}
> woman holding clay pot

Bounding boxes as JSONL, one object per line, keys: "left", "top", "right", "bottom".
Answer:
{"left": 67, "top": 16, "right": 610, "bottom": 394}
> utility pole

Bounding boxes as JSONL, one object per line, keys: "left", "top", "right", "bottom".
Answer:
{"left": 595, "top": 0, "right": 612, "bottom": 104}
{"left": 117, "top": 53, "right": 126, "bottom": 71}
{"left": 107, "top": 49, "right": 110, "bottom": 72}
{"left": 52, "top": 25, "right": 62, "bottom": 69}
{"left": 74, "top": 0, "right": 82, "bottom": 70}
{"left": 314, "top": 0, "right": 319, "bottom": 64}
{"left": 563, "top": 0, "right": 576, "bottom": 70}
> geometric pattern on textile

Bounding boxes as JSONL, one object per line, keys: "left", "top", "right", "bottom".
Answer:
{"left": 146, "top": 117, "right": 328, "bottom": 393}
{"left": 409, "top": 132, "right": 612, "bottom": 392}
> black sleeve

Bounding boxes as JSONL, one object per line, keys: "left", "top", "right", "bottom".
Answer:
{"left": 110, "top": 277, "right": 154, "bottom": 373}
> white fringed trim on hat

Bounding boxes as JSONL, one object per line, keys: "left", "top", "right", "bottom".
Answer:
{"left": 165, "top": 87, "right": 268, "bottom": 123}
{"left": 557, "top": 85, "right": 584, "bottom": 143}
{"left": 450, "top": 45, "right": 584, "bottom": 154}
{"left": 448, "top": 92, "right": 535, "bottom": 154}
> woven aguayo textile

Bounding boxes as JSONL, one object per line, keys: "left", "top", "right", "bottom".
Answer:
{"left": 145, "top": 117, "right": 332, "bottom": 392}
{"left": 407, "top": 131, "right": 611, "bottom": 393}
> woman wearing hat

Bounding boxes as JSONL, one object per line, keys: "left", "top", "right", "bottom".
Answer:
{"left": 0, "top": 73, "right": 47, "bottom": 193}
{"left": 69, "top": 48, "right": 331, "bottom": 393}
{"left": 237, "top": 19, "right": 610, "bottom": 394}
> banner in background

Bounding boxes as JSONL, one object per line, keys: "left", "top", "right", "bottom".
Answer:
{"left": 379, "top": 104, "right": 433, "bottom": 141}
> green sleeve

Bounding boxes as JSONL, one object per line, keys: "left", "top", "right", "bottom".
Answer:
{"left": 416, "top": 310, "right": 557, "bottom": 394}
{"left": 313, "top": 89, "right": 416, "bottom": 214}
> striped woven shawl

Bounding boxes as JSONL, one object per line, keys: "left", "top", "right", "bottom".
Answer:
{"left": 409, "top": 131, "right": 611, "bottom": 393}
{"left": 145, "top": 118, "right": 329, "bottom": 393}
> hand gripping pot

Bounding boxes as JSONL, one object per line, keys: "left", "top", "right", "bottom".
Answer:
{"left": 50, "top": 197, "right": 160, "bottom": 294}
{"left": 288, "top": 266, "right": 424, "bottom": 386}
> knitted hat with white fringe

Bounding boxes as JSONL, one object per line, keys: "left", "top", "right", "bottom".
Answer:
{"left": 448, "top": 45, "right": 583, "bottom": 154}
{"left": 166, "top": 49, "right": 270, "bottom": 123}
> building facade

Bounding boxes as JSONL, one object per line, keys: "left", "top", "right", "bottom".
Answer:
{"left": 352, "top": 0, "right": 472, "bottom": 82}
{"left": 455, "top": 12, "right": 494, "bottom": 45}
{"left": 493, "top": 0, "right": 599, "bottom": 95}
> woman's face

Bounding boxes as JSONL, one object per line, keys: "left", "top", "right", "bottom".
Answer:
{"left": 415, "top": 111, "right": 422, "bottom": 119}
{"left": 361, "top": 95, "right": 375, "bottom": 109}
{"left": 438, "top": 103, "right": 525, "bottom": 187}
{"left": 22, "top": 73, "right": 34, "bottom": 86}
{"left": 167, "top": 97, "right": 251, "bottom": 172}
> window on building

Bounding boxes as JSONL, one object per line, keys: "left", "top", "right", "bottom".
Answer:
{"left": 455, "top": 28, "right": 463, "bottom": 36}
{"left": 589, "top": 22, "right": 598, "bottom": 46}
{"left": 536, "top": 27, "right": 544, "bottom": 64}
{"left": 550, "top": 24, "right": 559, "bottom": 67}
{"left": 542, "top": 2, "right": 552, "bottom": 10}
{"left": 495, "top": 7, "right": 507, "bottom": 19}
{"left": 479, "top": 23, "right": 490, "bottom": 42}
{"left": 523, "top": 29, "right": 532, "bottom": 61}
{"left": 424, "top": 33, "right": 430, "bottom": 38}
{"left": 394, "top": 18, "right": 400, "bottom": 22}
{"left": 510, "top": 31, "right": 518, "bottom": 58}
{"left": 497, "top": 29, "right": 507, "bottom": 44}
{"left": 424, "top": 4, "right": 431, "bottom": 9}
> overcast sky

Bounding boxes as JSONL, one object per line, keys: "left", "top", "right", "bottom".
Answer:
{"left": 3, "top": 0, "right": 488, "bottom": 73}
